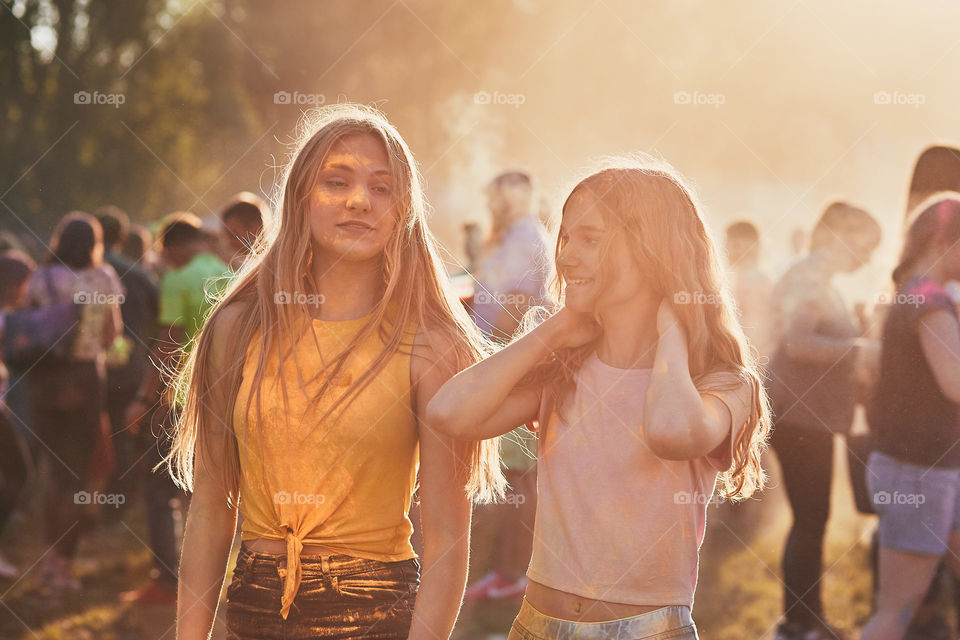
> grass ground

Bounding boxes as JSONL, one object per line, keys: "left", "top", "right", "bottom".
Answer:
{"left": 0, "top": 444, "right": 894, "bottom": 639}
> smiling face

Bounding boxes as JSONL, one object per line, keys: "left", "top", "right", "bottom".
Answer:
{"left": 557, "top": 189, "right": 649, "bottom": 313}
{"left": 306, "top": 132, "right": 400, "bottom": 265}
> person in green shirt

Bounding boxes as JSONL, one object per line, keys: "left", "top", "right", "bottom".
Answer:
{"left": 122, "top": 212, "right": 230, "bottom": 604}
{"left": 158, "top": 233, "right": 230, "bottom": 343}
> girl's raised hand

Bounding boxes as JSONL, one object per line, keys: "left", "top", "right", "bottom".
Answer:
{"left": 543, "top": 306, "right": 601, "bottom": 351}
{"left": 656, "top": 298, "right": 685, "bottom": 338}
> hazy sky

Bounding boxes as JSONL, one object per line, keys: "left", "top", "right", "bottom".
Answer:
{"left": 22, "top": 0, "right": 955, "bottom": 293}
{"left": 338, "top": 0, "right": 960, "bottom": 289}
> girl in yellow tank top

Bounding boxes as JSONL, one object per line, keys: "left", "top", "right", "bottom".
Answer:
{"left": 163, "top": 104, "right": 505, "bottom": 640}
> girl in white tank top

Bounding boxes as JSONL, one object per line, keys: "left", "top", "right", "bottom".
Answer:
{"left": 429, "top": 158, "right": 771, "bottom": 639}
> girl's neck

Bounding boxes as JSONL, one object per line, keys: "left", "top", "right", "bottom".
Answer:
{"left": 595, "top": 296, "right": 659, "bottom": 369}
{"left": 308, "top": 253, "right": 383, "bottom": 321}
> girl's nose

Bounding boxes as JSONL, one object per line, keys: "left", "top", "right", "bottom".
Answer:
{"left": 557, "top": 246, "right": 577, "bottom": 268}
{"left": 346, "top": 186, "right": 372, "bottom": 212}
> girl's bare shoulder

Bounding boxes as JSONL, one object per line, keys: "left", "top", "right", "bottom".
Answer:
{"left": 409, "top": 322, "right": 468, "bottom": 386}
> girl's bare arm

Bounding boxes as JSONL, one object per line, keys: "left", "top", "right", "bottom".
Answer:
{"left": 644, "top": 301, "right": 752, "bottom": 461}
{"left": 176, "top": 307, "right": 242, "bottom": 640}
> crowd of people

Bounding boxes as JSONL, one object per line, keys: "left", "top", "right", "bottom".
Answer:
{"left": 0, "top": 104, "right": 958, "bottom": 640}
{"left": 0, "top": 194, "right": 264, "bottom": 603}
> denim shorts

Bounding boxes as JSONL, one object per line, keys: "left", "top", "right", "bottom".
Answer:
{"left": 867, "top": 451, "right": 960, "bottom": 555}
{"left": 506, "top": 598, "right": 698, "bottom": 640}
{"left": 225, "top": 543, "right": 419, "bottom": 639}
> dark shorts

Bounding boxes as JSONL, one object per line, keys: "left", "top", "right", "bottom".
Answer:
{"left": 226, "top": 544, "right": 419, "bottom": 640}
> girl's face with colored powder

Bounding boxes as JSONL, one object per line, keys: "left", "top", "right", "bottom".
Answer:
{"left": 557, "top": 189, "right": 648, "bottom": 314}
{"left": 306, "top": 132, "right": 400, "bottom": 264}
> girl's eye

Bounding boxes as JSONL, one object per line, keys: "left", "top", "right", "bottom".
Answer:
{"left": 326, "top": 178, "right": 347, "bottom": 188}
{"left": 372, "top": 184, "right": 392, "bottom": 195}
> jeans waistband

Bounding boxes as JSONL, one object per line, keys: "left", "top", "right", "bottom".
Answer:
{"left": 514, "top": 597, "right": 694, "bottom": 639}
{"left": 236, "top": 542, "right": 419, "bottom": 578}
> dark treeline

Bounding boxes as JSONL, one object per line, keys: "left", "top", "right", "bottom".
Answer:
{"left": 2, "top": 0, "right": 563, "bottom": 240}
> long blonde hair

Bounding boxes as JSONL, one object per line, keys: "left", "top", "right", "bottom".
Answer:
{"left": 524, "top": 158, "right": 770, "bottom": 500}
{"left": 164, "top": 104, "right": 505, "bottom": 505}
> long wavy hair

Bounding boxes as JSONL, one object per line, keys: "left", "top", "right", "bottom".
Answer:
{"left": 522, "top": 158, "right": 770, "bottom": 500}
{"left": 164, "top": 104, "right": 505, "bottom": 505}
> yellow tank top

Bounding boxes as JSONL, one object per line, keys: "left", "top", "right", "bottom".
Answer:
{"left": 233, "top": 312, "right": 418, "bottom": 619}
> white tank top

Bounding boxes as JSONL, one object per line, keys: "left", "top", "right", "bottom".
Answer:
{"left": 527, "top": 354, "right": 726, "bottom": 608}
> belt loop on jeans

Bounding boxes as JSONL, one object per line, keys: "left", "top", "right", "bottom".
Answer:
{"left": 321, "top": 554, "right": 339, "bottom": 593}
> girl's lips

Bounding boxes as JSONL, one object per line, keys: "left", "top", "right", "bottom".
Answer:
{"left": 566, "top": 278, "right": 593, "bottom": 286}
{"left": 337, "top": 222, "right": 374, "bottom": 233}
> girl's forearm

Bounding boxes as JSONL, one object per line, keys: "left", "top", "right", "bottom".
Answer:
{"left": 407, "top": 544, "right": 469, "bottom": 640}
{"left": 428, "top": 320, "right": 560, "bottom": 434}
{"left": 645, "top": 325, "right": 705, "bottom": 456}
{"left": 176, "top": 504, "right": 237, "bottom": 640}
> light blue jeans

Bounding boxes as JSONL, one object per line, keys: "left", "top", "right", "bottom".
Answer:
{"left": 506, "top": 598, "right": 699, "bottom": 639}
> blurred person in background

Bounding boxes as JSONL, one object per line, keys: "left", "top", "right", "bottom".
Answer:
{"left": 0, "top": 242, "right": 38, "bottom": 465}
{"left": 860, "top": 196, "right": 960, "bottom": 640}
{"left": 463, "top": 221, "right": 483, "bottom": 275}
{"left": 219, "top": 191, "right": 266, "bottom": 271}
{"left": 0, "top": 251, "right": 36, "bottom": 580}
{"left": 773, "top": 227, "right": 809, "bottom": 280}
{"left": 725, "top": 220, "right": 773, "bottom": 359}
{"left": 96, "top": 206, "right": 159, "bottom": 516}
{"left": 908, "top": 147, "right": 960, "bottom": 332}
{"left": 717, "top": 221, "right": 777, "bottom": 538}
{"left": 122, "top": 212, "right": 230, "bottom": 604}
{"left": 26, "top": 212, "right": 123, "bottom": 594}
{"left": 470, "top": 171, "right": 552, "bottom": 341}
{"left": 121, "top": 223, "right": 156, "bottom": 272}
{"left": 465, "top": 171, "right": 552, "bottom": 602}
{"left": 0, "top": 231, "right": 28, "bottom": 255}
{"left": 768, "top": 202, "right": 882, "bottom": 640}
{"left": 865, "top": 145, "right": 960, "bottom": 640}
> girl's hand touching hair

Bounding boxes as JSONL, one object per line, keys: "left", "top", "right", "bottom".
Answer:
{"left": 656, "top": 298, "right": 686, "bottom": 341}
{"left": 543, "top": 306, "right": 601, "bottom": 351}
